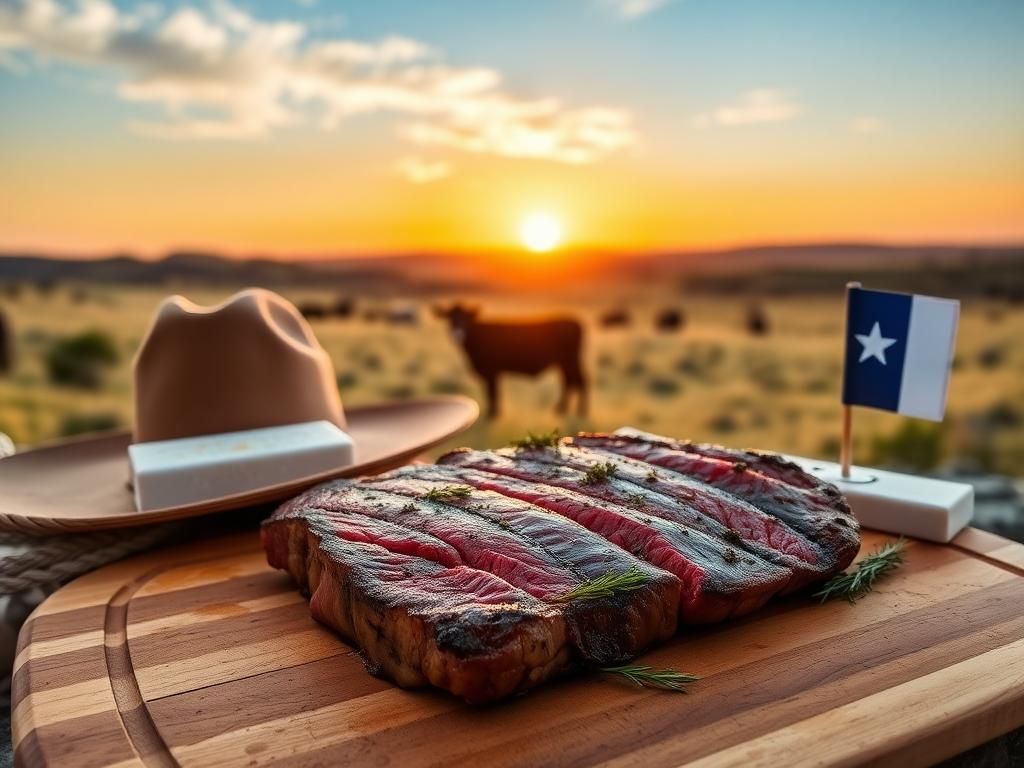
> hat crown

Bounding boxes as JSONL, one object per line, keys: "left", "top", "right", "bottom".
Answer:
{"left": 133, "top": 288, "right": 344, "bottom": 442}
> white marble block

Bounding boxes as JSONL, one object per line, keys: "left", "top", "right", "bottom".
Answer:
{"left": 785, "top": 456, "right": 973, "bottom": 543}
{"left": 128, "top": 420, "right": 355, "bottom": 511}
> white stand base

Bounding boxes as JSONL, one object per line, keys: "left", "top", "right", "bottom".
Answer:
{"left": 784, "top": 455, "right": 974, "bottom": 543}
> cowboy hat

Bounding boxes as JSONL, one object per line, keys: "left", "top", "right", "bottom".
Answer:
{"left": 0, "top": 289, "right": 477, "bottom": 534}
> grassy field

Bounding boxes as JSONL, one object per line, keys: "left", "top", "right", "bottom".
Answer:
{"left": 1, "top": 284, "right": 1022, "bottom": 474}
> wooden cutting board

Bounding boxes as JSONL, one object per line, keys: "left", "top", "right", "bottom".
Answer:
{"left": 12, "top": 527, "right": 1024, "bottom": 768}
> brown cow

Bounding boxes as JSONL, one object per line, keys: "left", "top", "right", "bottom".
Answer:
{"left": 435, "top": 303, "right": 587, "bottom": 418}
{"left": 0, "top": 309, "right": 10, "bottom": 375}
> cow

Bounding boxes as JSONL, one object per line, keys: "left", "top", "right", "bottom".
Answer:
{"left": 434, "top": 303, "right": 587, "bottom": 419}
{"left": 331, "top": 297, "right": 355, "bottom": 319}
{"left": 0, "top": 309, "right": 11, "bottom": 375}
{"left": 599, "top": 308, "right": 631, "bottom": 328}
{"left": 298, "top": 302, "right": 329, "bottom": 321}
{"left": 746, "top": 305, "right": 770, "bottom": 336}
{"left": 385, "top": 303, "right": 419, "bottom": 326}
{"left": 655, "top": 308, "right": 686, "bottom": 332}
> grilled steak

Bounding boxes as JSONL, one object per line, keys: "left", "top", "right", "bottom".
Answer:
{"left": 263, "top": 429, "right": 860, "bottom": 703}
{"left": 262, "top": 513, "right": 570, "bottom": 703}
{"left": 417, "top": 462, "right": 789, "bottom": 623}
{"left": 572, "top": 430, "right": 860, "bottom": 576}
{"left": 263, "top": 475, "right": 679, "bottom": 702}
{"left": 439, "top": 446, "right": 843, "bottom": 591}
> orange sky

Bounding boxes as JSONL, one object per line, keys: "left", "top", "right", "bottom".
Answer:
{"left": 1, "top": 0, "right": 1022, "bottom": 257}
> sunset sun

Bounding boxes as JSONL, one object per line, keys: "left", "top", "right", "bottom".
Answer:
{"left": 519, "top": 212, "right": 564, "bottom": 253}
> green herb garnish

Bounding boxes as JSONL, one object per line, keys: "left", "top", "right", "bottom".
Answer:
{"left": 625, "top": 492, "right": 647, "bottom": 510}
{"left": 814, "top": 537, "right": 907, "bottom": 604}
{"left": 600, "top": 664, "right": 699, "bottom": 692}
{"left": 422, "top": 485, "right": 473, "bottom": 502}
{"left": 557, "top": 567, "right": 648, "bottom": 602}
{"left": 582, "top": 461, "right": 619, "bottom": 484}
{"left": 510, "top": 430, "right": 562, "bottom": 451}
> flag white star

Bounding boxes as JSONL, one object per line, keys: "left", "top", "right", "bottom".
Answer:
{"left": 855, "top": 321, "right": 897, "bottom": 365}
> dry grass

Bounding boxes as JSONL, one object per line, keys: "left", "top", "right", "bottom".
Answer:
{"left": 1, "top": 284, "right": 1021, "bottom": 473}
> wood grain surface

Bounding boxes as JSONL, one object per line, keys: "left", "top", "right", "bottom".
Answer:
{"left": 12, "top": 528, "right": 1024, "bottom": 768}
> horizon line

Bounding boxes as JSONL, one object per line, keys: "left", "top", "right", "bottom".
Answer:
{"left": 3, "top": 238, "right": 1023, "bottom": 264}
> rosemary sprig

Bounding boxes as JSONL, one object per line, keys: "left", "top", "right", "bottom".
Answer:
{"left": 510, "top": 429, "right": 562, "bottom": 451}
{"left": 600, "top": 664, "right": 699, "bottom": 692}
{"left": 422, "top": 485, "right": 473, "bottom": 502}
{"left": 814, "top": 537, "right": 907, "bottom": 604}
{"left": 557, "top": 567, "right": 649, "bottom": 602}
{"left": 582, "top": 461, "right": 619, "bottom": 484}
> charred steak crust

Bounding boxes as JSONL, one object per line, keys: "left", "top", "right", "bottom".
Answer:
{"left": 572, "top": 431, "right": 860, "bottom": 575}
{"left": 263, "top": 431, "right": 860, "bottom": 703}
{"left": 420, "top": 461, "right": 790, "bottom": 623}
{"left": 262, "top": 512, "right": 571, "bottom": 704}
{"left": 438, "top": 447, "right": 830, "bottom": 592}
{"left": 361, "top": 469, "right": 680, "bottom": 661}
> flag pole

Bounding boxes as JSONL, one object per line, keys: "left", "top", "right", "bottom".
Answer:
{"left": 840, "top": 281, "right": 862, "bottom": 479}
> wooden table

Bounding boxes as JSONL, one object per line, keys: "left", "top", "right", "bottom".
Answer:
{"left": 11, "top": 527, "right": 1024, "bottom": 768}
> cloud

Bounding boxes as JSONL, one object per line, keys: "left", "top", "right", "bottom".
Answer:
{"left": 692, "top": 89, "right": 801, "bottom": 128}
{"left": 600, "top": 0, "right": 674, "bottom": 19}
{"left": 0, "top": 0, "right": 637, "bottom": 165}
{"left": 850, "top": 116, "right": 884, "bottom": 134}
{"left": 401, "top": 103, "right": 634, "bottom": 164}
{"left": 396, "top": 155, "right": 450, "bottom": 184}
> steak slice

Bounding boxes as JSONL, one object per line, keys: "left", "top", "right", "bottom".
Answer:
{"left": 359, "top": 471, "right": 680, "bottom": 662}
{"left": 438, "top": 447, "right": 833, "bottom": 591}
{"left": 274, "top": 478, "right": 679, "bottom": 666}
{"left": 573, "top": 430, "right": 860, "bottom": 575}
{"left": 262, "top": 512, "right": 570, "bottom": 704}
{"left": 403, "top": 463, "right": 790, "bottom": 623}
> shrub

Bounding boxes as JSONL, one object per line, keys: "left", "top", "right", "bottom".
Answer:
{"left": 45, "top": 330, "right": 119, "bottom": 389}
{"left": 647, "top": 376, "right": 681, "bottom": 397}
{"left": 625, "top": 359, "right": 646, "bottom": 378}
{"left": 384, "top": 384, "right": 416, "bottom": 400}
{"left": 59, "top": 411, "right": 121, "bottom": 437}
{"left": 336, "top": 371, "right": 359, "bottom": 389}
{"left": 708, "top": 412, "right": 739, "bottom": 434}
{"left": 430, "top": 377, "right": 464, "bottom": 394}
{"left": 869, "top": 420, "right": 945, "bottom": 471}
{"left": 977, "top": 344, "right": 1006, "bottom": 369}
{"left": 0, "top": 309, "right": 11, "bottom": 375}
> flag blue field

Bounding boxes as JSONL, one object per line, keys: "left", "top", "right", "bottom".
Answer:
{"left": 842, "top": 287, "right": 959, "bottom": 421}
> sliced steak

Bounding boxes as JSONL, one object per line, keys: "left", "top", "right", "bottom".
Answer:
{"left": 262, "top": 512, "right": 570, "bottom": 703}
{"left": 439, "top": 447, "right": 834, "bottom": 591}
{"left": 400, "top": 463, "right": 790, "bottom": 623}
{"left": 274, "top": 479, "right": 679, "bottom": 665}
{"left": 360, "top": 471, "right": 679, "bottom": 662}
{"left": 574, "top": 431, "right": 860, "bottom": 575}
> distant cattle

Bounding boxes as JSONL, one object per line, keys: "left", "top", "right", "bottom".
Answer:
{"left": 599, "top": 308, "right": 631, "bottom": 328}
{"left": 655, "top": 308, "right": 686, "bottom": 332}
{"left": 385, "top": 303, "right": 419, "bottom": 326}
{"left": 746, "top": 305, "right": 770, "bottom": 336}
{"left": 331, "top": 297, "right": 355, "bottom": 319}
{"left": 435, "top": 303, "right": 587, "bottom": 418}
{"left": 298, "top": 302, "right": 329, "bottom": 321}
{"left": 0, "top": 310, "right": 12, "bottom": 375}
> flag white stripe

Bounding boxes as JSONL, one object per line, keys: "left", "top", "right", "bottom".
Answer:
{"left": 897, "top": 295, "right": 959, "bottom": 421}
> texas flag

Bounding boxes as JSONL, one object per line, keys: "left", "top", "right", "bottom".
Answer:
{"left": 842, "top": 287, "right": 959, "bottom": 421}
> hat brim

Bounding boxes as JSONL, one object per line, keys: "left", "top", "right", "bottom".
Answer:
{"left": 0, "top": 395, "right": 479, "bottom": 534}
